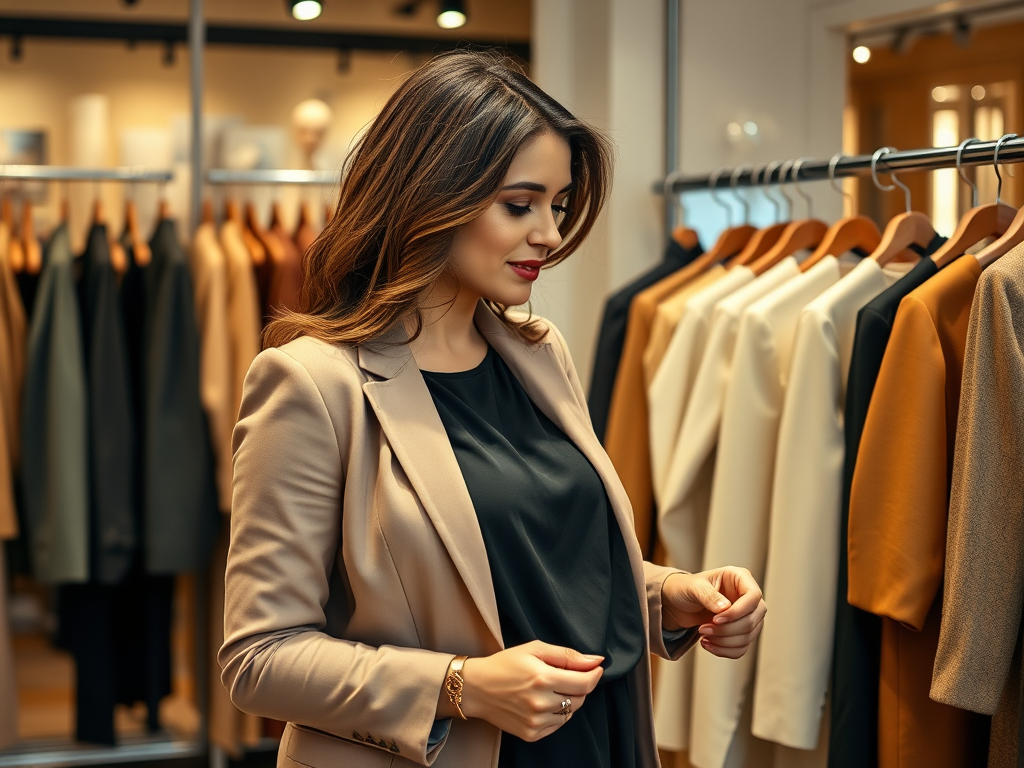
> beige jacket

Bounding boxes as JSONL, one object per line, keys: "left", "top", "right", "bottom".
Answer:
{"left": 222, "top": 302, "right": 696, "bottom": 768}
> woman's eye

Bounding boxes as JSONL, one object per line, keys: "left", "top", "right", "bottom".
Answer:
{"left": 505, "top": 202, "right": 532, "bottom": 217}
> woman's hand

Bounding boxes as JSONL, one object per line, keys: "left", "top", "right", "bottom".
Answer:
{"left": 661, "top": 567, "right": 766, "bottom": 659}
{"left": 456, "top": 641, "right": 604, "bottom": 742}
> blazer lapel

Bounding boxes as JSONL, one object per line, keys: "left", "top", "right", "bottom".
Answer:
{"left": 358, "top": 330, "right": 503, "bottom": 647}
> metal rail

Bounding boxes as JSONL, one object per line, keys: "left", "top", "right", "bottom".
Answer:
{"left": 659, "top": 137, "right": 1024, "bottom": 193}
{"left": 0, "top": 165, "right": 173, "bottom": 182}
{"left": 206, "top": 168, "right": 340, "bottom": 186}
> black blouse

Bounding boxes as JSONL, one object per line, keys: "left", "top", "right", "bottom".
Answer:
{"left": 421, "top": 345, "right": 646, "bottom": 768}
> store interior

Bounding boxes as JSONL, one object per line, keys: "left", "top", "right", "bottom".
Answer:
{"left": 2, "top": 0, "right": 1024, "bottom": 767}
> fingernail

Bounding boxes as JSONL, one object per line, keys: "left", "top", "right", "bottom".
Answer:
{"left": 713, "top": 615, "right": 729, "bottom": 624}
{"left": 701, "top": 638, "right": 712, "bottom": 650}
{"left": 716, "top": 599, "right": 730, "bottom": 610}
{"left": 583, "top": 654, "right": 604, "bottom": 660}
{"left": 698, "top": 626, "right": 714, "bottom": 636}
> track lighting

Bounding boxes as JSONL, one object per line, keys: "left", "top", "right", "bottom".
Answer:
{"left": 437, "top": 0, "right": 467, "bottom": 29}
{"left": 289, "top": 0, "right": 323, "bottom": 21}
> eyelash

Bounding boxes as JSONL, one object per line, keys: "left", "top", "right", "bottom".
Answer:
{"left": 504, "top": 203, "right": 571, "bottom": 218}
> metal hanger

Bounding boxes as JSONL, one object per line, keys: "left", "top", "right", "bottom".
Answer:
{"left": 930, "top": 137, "right": 1016, "bottom": 268}
{"left": 749, "top": 157, "right": 828, "bottom": 275}
{"left": 867, "top": 147, "right": 932, "bottom": 266}
{"left": 728, "top": 163, "right": 788, "bottom": 266}
{"left": 801, "top": 152, "right": 885, "bottom": 272}
{"left": 974, "top": 133, "right": 1024, "bottom": 268}
{"left": 702, "top": 167, "right": 757, "bottom": 262}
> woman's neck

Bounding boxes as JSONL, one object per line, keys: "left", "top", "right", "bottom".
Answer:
{"left": 407, "top": 283, "right": 488, "bottom": 373}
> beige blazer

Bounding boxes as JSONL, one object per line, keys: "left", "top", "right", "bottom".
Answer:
{"left": 221, "top": 302, "right": 695, "bottom": 768}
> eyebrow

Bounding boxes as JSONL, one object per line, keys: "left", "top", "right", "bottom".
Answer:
{"left": 500, "top": 182, "right": 574, "bottom": 193}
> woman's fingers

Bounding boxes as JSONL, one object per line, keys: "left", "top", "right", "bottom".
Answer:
{"left": 545, "top": 665, "right": 604, "bottom": 696}
{"left": 699, "top": 613, "right": 765, "bottom": 657}
{"left": 703, "top": 598, "right": 767, "bottom": 637}
{"left": 711, "top": 568, "right": 765, "bottom": 626}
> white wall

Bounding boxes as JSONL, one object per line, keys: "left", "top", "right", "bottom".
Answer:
{"left": 532, "top": 0, "right": 968, "bottom": 382}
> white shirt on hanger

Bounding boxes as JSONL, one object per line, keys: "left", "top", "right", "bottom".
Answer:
{"left": 751, "top": 257, "right": 915, "bottom": 750}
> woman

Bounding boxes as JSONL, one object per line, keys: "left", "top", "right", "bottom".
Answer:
{"left": 221, "top": 50, "right": 766, "bottom": 768}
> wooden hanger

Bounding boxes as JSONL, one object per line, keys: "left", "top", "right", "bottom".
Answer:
{"left": 930, "top": 139, "right": 1016, "bottom": 268}
{"left": 21, "top": 200, "right": 42, "bottom": 275}
{"left": 700, "top": 167, "right": 757, "bottom": 262}
{"left": 974, "top": 204, "right": 1024, "bottom": 268}
{"left": 201, "top": 198, "right": 215, "bottom": 225}
{"left": 297, "top": 200, "right": 312, "bottom": 229}
{"left": 865, "top": 148, "right": 931, "bottom": 266}
{"left": 4, "top": 198, "right": 25, "bottom": 274}
{"left": 247, "top": 202, "right": 285, "bottom": 264}
{"left": 931, "top": 203, "right": 1015, "bottom": 268}
{"left": 973, "top": 134, "right": 1024, "bottom": 268}
{"left": 664, "top": 172, "right": 700, "bottom": 250}
{"left": 801, "top": 215, "right": 880, "bottom": 272}
{"left": 224, "top": 198, "right": 265, "bottom": 264}
{"left": 749, "top": 218, "right": 828, "bottom": 275}
{"left": 749, "top": 159, "right": 828, "bottom": 275}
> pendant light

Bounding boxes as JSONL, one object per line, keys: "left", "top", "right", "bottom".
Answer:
{"left": 289, "top": 0, "right": 323, "bottom": 21}
{"left": 437, "top": 0, "right": 467, "bottom": 29}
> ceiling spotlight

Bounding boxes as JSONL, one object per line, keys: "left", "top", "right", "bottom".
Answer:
{"left": 852, "top": 45, "right": 871, "bottom": 64}
{"left": 437, "top": 0, "right": 467, "bottom": 29}
{"left": 289, "top": 0, "right": 323, "bottom": 21}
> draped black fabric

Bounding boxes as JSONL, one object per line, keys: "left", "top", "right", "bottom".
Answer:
{"left": 422, "top": 346, "right": 646, "bottom": 768}
{"left": 587, "top": 239, "right": 701, "bottom": 443}
{"left": 79, "top": 224, "right": 137, "bottom": 584}
{"left": 829, "top": 250, "right": 942, "bottom": 768}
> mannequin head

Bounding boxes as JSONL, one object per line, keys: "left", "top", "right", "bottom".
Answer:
{"left": 291, "top": 99, "right": 333, "bottom": 167}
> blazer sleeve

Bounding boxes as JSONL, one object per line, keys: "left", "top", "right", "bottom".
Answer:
{"left": 220, "top": 347, "right": 455, "bottom": 766}
{"left": 545, "top": 320, "right": 698, "bottom": 662}
{"left": 931, "top": 263, "right": 1024, "bottom": 715}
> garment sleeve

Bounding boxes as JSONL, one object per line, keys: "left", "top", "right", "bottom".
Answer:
{"left": 931, "top": 266, "right": 1024, "bottom": 715}
{"left": 751, "top": 308, "right": 842, "bottom": 750}
{"left": 643, "top": 561, "right": 700, "bottom": 660}
{"left": 220, "top": 347, "right": 455, "bottom": 766}
{"left": 847, "top": 295, "right": 949, "bottom": 632}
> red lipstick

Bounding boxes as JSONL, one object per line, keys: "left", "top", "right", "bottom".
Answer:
{"left": 508, "top": 260, "right": 544, "bottom": 282}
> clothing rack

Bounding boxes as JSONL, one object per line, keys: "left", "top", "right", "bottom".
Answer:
{"left": 659, "top": 137, "right": 1024, "bottom": 193}
{"left": 206, "top": 169, "right": 339, "bottom": 186}
{"left": 0, "top": 166, "right": 174, "bottom": 182}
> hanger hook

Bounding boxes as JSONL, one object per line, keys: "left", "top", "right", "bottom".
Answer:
{"left": 761, "top": 162, "right": 782, "bottom": 222}
{"left": 663, "top": 170, "right": 684, "bottom": 229}
{"left": 763, "top": 160, "right": 784, "bottom": 222}
{"left": 792, "top": 157, "right": 814, "bottom": 219}
{"left": 828, "top": 152, "right": 854, "bottom": 207}
{"left": 775, "top": 159, "right": 794, "bottom": 219}
{"left": 993, "top": 133, "right": 1018, "bottom": 204}
{"left": 871, "top": 147, "right": 911, "bottom": 212}
{"left": 709, "top": 167, "right": 732, "bottom": 227}
{"left": 955, "top": 138, "right": 980, "bottom": 208}
{"left": 730, "top": 165, "right": 751, "bottom": 225}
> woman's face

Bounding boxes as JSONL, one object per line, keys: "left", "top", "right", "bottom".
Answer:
{"left": 447, "top": 130, "right": 573, "bottom": 308}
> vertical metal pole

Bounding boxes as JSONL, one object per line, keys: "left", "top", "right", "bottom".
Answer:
{"left": 189, "top": 0, "right": 204, "bottom": 234}
{"left": 664, "top": 0, "right": 680, "bottom": 243}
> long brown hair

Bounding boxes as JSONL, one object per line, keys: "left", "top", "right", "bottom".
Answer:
{"left": 264, "top": 49, "right": 612, "bottom": 349}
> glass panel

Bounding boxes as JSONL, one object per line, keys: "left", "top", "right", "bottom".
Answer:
{"left": 932, "top": 108, "right": 960, "bottom": 236}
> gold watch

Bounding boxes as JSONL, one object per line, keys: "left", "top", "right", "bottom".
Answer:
{"left": 444, "top": 656, "right": 469, "bottom": 721}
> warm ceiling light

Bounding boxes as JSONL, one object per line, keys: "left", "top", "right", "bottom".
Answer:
{"left": 290, "top": 0, "right": 322, "bottom": 21}
{"left": 852, "top": 45, "right": 871, "bottom": 64}
{"left": 437, "top": 0, "right": 467, "bottom": 29}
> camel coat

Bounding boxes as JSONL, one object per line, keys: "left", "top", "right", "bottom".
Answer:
{"left": 221, "top": 303, "right": 697, "bottom": 768}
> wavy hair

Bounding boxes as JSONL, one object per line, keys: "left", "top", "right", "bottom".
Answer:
{"left": 263, "top": 49, "right": 612, "bottom": 349}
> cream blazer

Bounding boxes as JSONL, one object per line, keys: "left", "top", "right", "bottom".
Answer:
{"left": 221, "top": 302, "right": 696, "bottom": 768}
{"left": 752, "top": 259, "right": 912, "bottom": 750}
